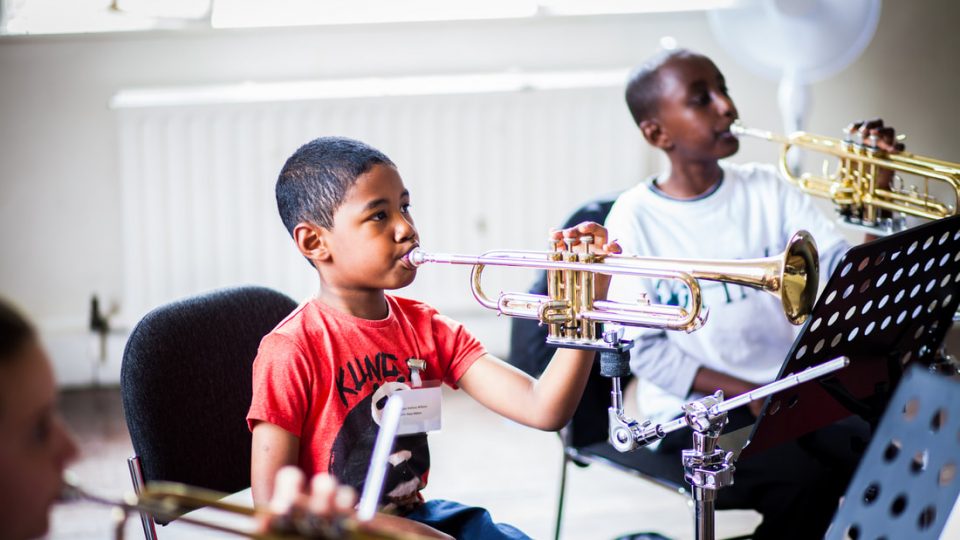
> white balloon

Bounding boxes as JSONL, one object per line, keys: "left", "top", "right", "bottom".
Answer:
{"left": 708, "top": 0, "right": 881, "bottom": 134}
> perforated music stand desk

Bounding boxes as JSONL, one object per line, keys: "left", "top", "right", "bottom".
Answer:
{"left": 741, "top": 214, "right": 960, "bottom": 459}
{"left": 825, "top": 365, "right": 960, "bottom": 540}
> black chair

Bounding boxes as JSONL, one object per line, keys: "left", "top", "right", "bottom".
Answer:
{"left": 553, "top": 364, "right": 690, "bottom": 540}
{"left": 120, "top": 285, "right": 298, "bottom": 539}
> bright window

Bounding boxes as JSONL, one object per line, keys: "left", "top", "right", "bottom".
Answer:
{"left": 1, "top": 0, "right": 749, "bottom": 36}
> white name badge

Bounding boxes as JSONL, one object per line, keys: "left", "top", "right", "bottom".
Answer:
{"left": 394, "top": 383, "right": 442, "bottom": 436}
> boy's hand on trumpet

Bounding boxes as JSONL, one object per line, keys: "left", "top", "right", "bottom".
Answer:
{"left": 550, "top": 221, "right": 622, "bottom": 299}
{"left": 849, "top": 118, "right": 905, "bottom": 242}
{"left": 260, "top": 467, "right": 354, "bottom": 537}
{"left": 260, "top": 466, "right": 452, "bottom": 539}
{"left": 849, "top": 118, "right": 905, "bottom": 191}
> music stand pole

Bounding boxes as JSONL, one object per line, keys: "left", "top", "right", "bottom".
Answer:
{"left": 601, "top": 343, "right": 849, "bottom": 540}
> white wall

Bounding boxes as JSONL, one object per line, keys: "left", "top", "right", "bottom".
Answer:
{"left": 1, "top": 1, "right": 958, "bottom": 385}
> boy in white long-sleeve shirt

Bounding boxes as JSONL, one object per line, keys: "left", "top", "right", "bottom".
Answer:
{"left": 604, "top": 48, "right": 901, "bottom": 539}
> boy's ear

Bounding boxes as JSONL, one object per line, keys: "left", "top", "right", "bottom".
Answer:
{"left": 639, "top": 119, "right": 672, "bottom": 151}
{"left": 293, "top": 222, "right": 331, "bottom": 262}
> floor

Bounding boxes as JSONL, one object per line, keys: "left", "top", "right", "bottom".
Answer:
{"left": 50, "top": 385, "right": 959, "bottom": 540}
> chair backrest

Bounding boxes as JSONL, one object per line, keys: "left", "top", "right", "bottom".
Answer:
{"left": 120, "top": 285, "right": 297, "bottom": 495}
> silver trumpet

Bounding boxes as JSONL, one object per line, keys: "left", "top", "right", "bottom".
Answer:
{"left": 406, "top": 231, "right": 819, "bottom": 348}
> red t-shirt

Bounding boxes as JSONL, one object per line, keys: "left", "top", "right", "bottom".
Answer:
{"left": 246, "top": 294, "right": 485, "bottom": 510}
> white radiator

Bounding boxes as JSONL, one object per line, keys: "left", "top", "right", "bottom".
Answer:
{"left": 114, "top": 70, "right": 653, "bottom": 354}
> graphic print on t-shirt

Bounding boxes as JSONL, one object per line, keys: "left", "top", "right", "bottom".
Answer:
{"left": 328, "top": 353, "right": 429, "bottom": 512}
{"left": 651, "top": 244, "right": 781, "bottom": 311}
{"left": 334, "top": 351, "right": 404, "bottom": 407}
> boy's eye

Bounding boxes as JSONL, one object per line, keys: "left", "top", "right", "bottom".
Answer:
{"left": 371, "top": 211, "right": 387, "bottom": 222}
{"left": 32, "top": 414, "right": 52, "bottom": 445}
{"left": 401, "top": 203, "right": 411, "bottom": 214}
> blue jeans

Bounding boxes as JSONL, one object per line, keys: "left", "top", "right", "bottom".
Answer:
{"left": 404, "top": 500, "right": 531, "bottom": 540}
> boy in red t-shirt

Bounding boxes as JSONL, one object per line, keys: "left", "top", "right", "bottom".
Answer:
{"left": 247, "top": 136, "right": 619, "bottom": 539}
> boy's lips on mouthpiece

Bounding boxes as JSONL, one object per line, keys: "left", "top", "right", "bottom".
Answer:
{"left": 400, "top": 245, "right": 420, "bottom": 268}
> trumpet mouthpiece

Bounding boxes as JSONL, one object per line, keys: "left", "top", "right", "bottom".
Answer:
{"left": 59, "top": 471, "right": 84, "bottom": 503}
{"left": 404, "top": 248, "right": 426, "bottom": 267}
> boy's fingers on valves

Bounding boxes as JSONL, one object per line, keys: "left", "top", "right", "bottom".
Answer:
{"left": 550, "top": 221, "right": 622, "bottom": 255}
{"left": 849, "top": 118, "right": 905, "bottom": 153}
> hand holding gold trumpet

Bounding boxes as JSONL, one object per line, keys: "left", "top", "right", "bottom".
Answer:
{"left": 61, "top": 470, "right": 444, "bottom": 540}
{"left": 548, "top": 220, "right": 623, "bottom": 299}
{"left": 261, "top": 467, "right": 450, "bottom": 540}
{"left": 848, "top": 118, "right": 905, "bottom": 240}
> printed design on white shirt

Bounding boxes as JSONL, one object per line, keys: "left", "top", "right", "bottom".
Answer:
{"left": 650, "top": 245, "right": 779, "bottom": 311}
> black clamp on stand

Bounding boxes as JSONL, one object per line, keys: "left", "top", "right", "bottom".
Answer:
{"left": 679, "top": 392, "right": 735, "bottom": 540}
{"left": 597, "top": 330, "right": 850, "bottom": 540}
{"left": 596, "top": 329, "right": 662, "bottom": 453}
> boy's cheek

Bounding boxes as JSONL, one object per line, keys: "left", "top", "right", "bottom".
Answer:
{"left": 0, "top": 458, "right": 51, "bottom": 538}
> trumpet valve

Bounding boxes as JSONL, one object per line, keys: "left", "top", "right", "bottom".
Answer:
{"left": 537, "top": 300, "right": 572, "bottom": 325}
{"left": 842, "top": 123, "right": 856, "bottom": 144}
{"left": 557, "top": 234, "right": 594, "bottom": 255}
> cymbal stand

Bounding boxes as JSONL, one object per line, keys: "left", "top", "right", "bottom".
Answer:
{"left": 598, "top": 332, "right": 849, "bottom": 540}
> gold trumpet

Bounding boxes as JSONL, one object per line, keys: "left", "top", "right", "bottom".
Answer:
{"left": 731, "top": 122, "right": 960, "bottom": 234}
{"left": 61, "top": 474, "right": 431, "bottom": 540}
{"left": 406, "top": 230, "right": 818, "bottom": 347}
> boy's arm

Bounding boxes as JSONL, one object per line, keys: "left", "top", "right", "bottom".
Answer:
{"left": 250, "top": 421, "right": 300, "bottom": 506}
{"left": 626, "top": 328, "right": 765, "bottom": 416}
{"left": 691, "top": 367, "right": 764, "bottom": 417}
{"left": 459, "top": 221, "right": 618, "bottom": 431}
{"left": 456, "top": 349, "right": 595, "bottom": 431}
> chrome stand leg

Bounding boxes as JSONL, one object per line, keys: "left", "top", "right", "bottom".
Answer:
{"left": 127, "top": 456, "right": 158, "bottom": 540}
{"left": 554, "top": 451, "right": 569, "bottom": 540}
{"left": 682, "top": 402, "right": 734, "bottom": 540}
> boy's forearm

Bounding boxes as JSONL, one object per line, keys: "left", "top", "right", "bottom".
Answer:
{"left": 250, "top": 422, "right": 300, "bottom": 506}
{"left": 691, "top": 367, "right": 754, "bottom": 398}
{"left": 457, "top": 352, "right": 592, "bottom": 431}
{"left": 529, "top": 348, "right": 596, "bottom": 430}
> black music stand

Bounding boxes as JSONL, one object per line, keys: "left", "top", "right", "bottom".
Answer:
{"left": 742, "top": 214, "right": 960, "bottom": 459}
{"left": 825, "top": 365, "right": 960, "bottom": 540}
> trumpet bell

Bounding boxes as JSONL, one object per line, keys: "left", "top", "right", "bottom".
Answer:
{"left": 781, "top": 230, "right": 820, "bottom": 325}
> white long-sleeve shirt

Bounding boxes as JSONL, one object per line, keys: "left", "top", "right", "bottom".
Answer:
{"left": 604, "top": 161, "right": 849, "bottom": 422}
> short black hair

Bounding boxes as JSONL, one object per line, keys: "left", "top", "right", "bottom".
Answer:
{"left": 624, "top": 48, "right": 704, "bottom": 127}
{"left": 275, "top": 136, "right": 395, "bottom": 234}
{"left": 0, "top": 298, "right": 34, "bottom": 366}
